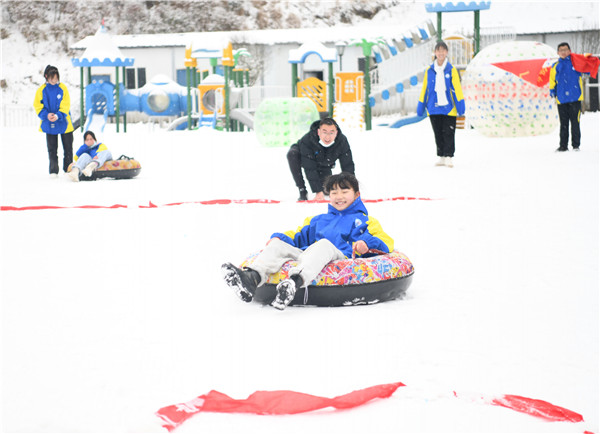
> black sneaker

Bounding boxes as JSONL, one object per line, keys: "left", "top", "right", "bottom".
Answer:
{"left": 271, "top": 275, "right": 302, "bottom": 310}
{"left": 298, "top": 188, "right": 308, "bottom": 201}
{"left": 555, "top": 147, "right": 568, "bottom": 152}
{"left": 573, "top": 147, "right": 581, "bottom": 152}
{"left": 221, "top": 263, "right": 260, "bottom": 302}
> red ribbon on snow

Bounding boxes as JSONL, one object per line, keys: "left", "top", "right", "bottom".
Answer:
{"left": 156, "top": 382, "right": 405, "bottom": 432}
{"left": 490, "top": 394, "right": 584, "bottom": 423}
{"left": 157, "top": 383, "right": 586, "bottom": 432}
{"left": 0, "top": 196, "right": 436, "bottom": 212}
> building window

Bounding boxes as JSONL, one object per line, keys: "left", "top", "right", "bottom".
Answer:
{"left": 303, "top": 70, "right": 324, "bottom": 81}
{"left": 126, "top": 69, "right": 136, "bottom": 89}
{"left": 137, "top": 68, "right": 146, "bottom": 87}
{"left": 126, "top": 68, "right": 147, "bottom": 89}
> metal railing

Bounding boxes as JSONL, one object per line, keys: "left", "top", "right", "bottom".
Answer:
{"left": 1, "top": 104, "right": 83, "bottom": 128}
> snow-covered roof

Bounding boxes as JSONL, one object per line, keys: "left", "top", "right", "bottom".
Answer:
{"left": 71, "top": 25, "right": 134, "bottom": 67}
{"left": 70, "top": 23, "right": 436, "bottom": 51}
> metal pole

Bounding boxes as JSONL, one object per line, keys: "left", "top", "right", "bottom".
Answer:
{"left": 186, "top": 67, "right": 192, "bottom": 130}
{"left": 115, "top": 67, "right": 120, "bottom": 133}
{"left": 291, "top": 63, "right": 298, "bottom": 97}
{"left": 328, "top": 62, "right": 334, "bottom": 116}
{"left": 364, "top": 55, "right": 371, "bottom": 131}
{"left": 437, "top": 12, "right": 442, "bottom": 42}
{"left": 80, "top": 67, "right": 84, "bottom": 131}
{"left": 123, "top": 66, "right": 127, "bottom": 133}
{"left": 224, "top": 66, "right": 230, "bottom": 131}
{"left": 474, "top": 10, "right": 481, "bottom": 55}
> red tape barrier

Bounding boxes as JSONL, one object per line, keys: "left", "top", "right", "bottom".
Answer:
{"left": 0, "top": 196, "right": 436, "bottom": 212}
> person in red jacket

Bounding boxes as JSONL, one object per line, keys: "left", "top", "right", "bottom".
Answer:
{"left": 33, "top": 65, "right": 74, "bottom": 177}
{"left": 222, "top": 172, "right": 394, "bottom": 310}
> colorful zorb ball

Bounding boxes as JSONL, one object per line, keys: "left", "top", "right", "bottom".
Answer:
{"left": 254, "top": 98, "right": 320, "bottom": 147}
{"left": 462, "top": 41, "right": 558, "bottom": 137}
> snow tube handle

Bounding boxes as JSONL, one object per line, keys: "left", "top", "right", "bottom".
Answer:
{"left": 352, "top": 249, "right": 387, "bottom": 260}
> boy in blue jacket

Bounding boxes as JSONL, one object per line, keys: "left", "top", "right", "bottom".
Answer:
{"left": 222, "top": 172, "right": 394, "bottom": 310}
{"left": 67, "top": 130, "right": 112, "bottom": 182}
{"left": 549, "top": 42, "right": 583, "bottom": 152}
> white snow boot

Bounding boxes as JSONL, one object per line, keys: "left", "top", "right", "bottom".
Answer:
{"left": 82, "top": 161, "right": 99, "bottom": 177}
{"left": 68, "top": 167, "right": 80, "bottom": 182}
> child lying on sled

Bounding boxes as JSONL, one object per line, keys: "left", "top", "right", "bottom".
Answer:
{"left": 222, "top": 172, "right": 394, "bottom": 310}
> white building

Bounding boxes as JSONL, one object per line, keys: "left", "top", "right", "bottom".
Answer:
{"left": 69, "top": 2, "right": 599, "bottom": 115}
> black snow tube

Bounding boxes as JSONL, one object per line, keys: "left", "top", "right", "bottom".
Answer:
{"left": 240, "top": 250, "right": 415, "bottom": 307}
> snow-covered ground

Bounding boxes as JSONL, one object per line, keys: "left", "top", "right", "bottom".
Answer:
{"left": 1, "top": 113, "right": 598, "bottom": 433}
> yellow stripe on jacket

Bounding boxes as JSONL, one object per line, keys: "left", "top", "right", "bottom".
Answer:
{"left": 74, "top": 143, "right": 109, "bottom": 162}
{"left": 365, "top": 216, "right": 394, "bottom": 252}
{"left": 281, "top": 216, "right": 314, "bottom": 240}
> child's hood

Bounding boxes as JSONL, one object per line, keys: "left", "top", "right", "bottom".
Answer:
{"left": 327, "top": 196, "right": 367, "bottom": 216}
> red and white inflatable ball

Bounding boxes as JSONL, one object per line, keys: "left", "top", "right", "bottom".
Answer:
{"left": 462, "top": 41, "right": 558, "bottom": 137}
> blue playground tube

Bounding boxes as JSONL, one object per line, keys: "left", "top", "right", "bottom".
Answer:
{"left": 389, "top": 114, "right": 427, "bottom": 128}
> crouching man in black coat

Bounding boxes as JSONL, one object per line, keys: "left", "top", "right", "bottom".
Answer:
{"left": 287, "top": 118, "right": 355, "bottom": 201}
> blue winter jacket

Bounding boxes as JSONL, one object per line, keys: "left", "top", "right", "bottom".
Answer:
{"left": 417, "top": 62, "right": 465, "bottom": 117}
{"left": 74, "top": 142, "right": 109, "bottom": 162}
{"left": 33, "top": 82, "right": 74, "bottom": 134}
{"left": 549, "top": 56, "right": 583, "bottom": 104}
{"left": 271, "top": 197, "right": 394, "bottom": 258}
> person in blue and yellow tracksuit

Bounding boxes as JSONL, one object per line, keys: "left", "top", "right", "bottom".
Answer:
{"left": 549, "top": 42, "right": 583, "bottom": 152}
{"left": 222, "top": 172, "right": 394, "bottom": 310}
{"left": 33, "top": 65, "right": 74, "bottom": 177}
{"left": 67, "top": 130, "right": 112, "bottom": 182}
{"left": 417, "top": 41, "right": 465, "bottom": 168}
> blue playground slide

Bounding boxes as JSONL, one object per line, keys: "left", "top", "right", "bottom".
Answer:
{"left": 84, "top": 108, "right": 108, "bottom": 133}
{"left": 388, "top": 114, "right": 427, "bottom": 128}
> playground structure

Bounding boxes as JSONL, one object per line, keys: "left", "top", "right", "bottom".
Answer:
{"left": 72, "top": 25, "right": 192, "bottom": 133}
{"left": 74, "top": 3, "right": 544, "bottom": 138}
{"left": 82, "top": 74, "right": 189, "bottom": 132}
{"left": 71, "top": 24, "right": 134, "bottom": 133}
{"left": 173, "top": 42, "right": 254, "bottom": 131}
